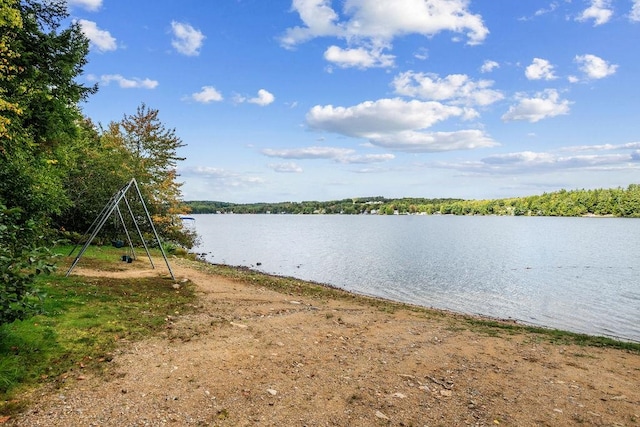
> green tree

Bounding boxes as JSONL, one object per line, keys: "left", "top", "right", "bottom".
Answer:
{"left": 0, "top": 0, "right": 96, "bottom": 221}
{"left": 103, "top": 104, "right": 196, "bottom": 248}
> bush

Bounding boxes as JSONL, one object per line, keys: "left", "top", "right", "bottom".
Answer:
{"left": 0, "top": 205, "right": 56, "bottom": 325}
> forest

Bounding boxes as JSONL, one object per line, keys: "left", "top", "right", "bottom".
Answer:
{"left": 186, "top": 185, "right": 640, "bottom": 217}
{"left": 0, "top": 0, "right": 194, "bottom": 325}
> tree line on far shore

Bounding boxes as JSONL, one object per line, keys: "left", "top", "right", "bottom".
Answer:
{"left": 186, "top": 184, "right": 640, "bottom": 217}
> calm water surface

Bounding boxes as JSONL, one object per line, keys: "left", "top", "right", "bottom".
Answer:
{"left": 192, "top": 214, "right": 640, "bottom": 342}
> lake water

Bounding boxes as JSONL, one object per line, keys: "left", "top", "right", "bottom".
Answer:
{"left": 191, "top": 214, "right": 640, "bottom": 342}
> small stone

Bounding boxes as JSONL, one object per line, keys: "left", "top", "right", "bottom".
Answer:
{"left": 172, "top": 283, "right": 181, "bottom": 290}
{"left": 440, "top": 389, "right": 453, "bottom": 397}
{"left": 230, "top": 322, "right": 248, "bottom": 329}
{"left": 392, "top": 392, "right": 407, "bottom": 399}
{"left": 375, "top": 410, "right": 389, "bottom": 420}
{"left": 289, "top": 300, "right": 301, "bottom": 305}
{"left": 267, "top": 389, "right": 278, "bottom": 396}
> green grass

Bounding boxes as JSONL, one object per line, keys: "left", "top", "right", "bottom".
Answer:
{"left": 0, "top": 248, "right": 197, "bottom": 416}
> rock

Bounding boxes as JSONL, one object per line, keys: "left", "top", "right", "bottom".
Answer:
{"left": 439, "top": 389, "right": 453, "bottom": 397}
{"left": 267, "top": 389, "right": 278, "bottom": 396}
{"left": 392, "top": 392, "right": 407, "bottom": 399}
{"left": 172, "top": 283, "right": 181, "bottom": 290}
{"left": 230, "top": 322, "right": 248, "bottom": 329}
{"left": 375, "top": 410, "right": 389, "bottom": 420}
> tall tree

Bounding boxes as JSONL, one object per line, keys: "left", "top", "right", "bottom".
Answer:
{"left": 103, "top": 104, "right": 196, "bottom": 248}
{"left": 0, "top": 0, "right": 96, "bottom": 220}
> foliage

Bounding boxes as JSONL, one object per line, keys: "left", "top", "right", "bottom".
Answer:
{"left": 185, "top": 185, "right": 640, "bottom": 218}
{"left": 0, "top": 0, "right": 95, "bottom": 222}
{"left": 0, "top": 204, "right": 56, "bottom": 326}
{"left": 98, "top": 104, "right": 197, "bottom": 248}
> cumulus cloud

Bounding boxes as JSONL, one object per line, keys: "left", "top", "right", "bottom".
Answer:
{"left": 632, "top": 0, "right": 640, "bottom": 21}
{"left": 305, "top": 98, "right": 497, "bottom": 152}
{"left": 525, "top": 58, "right": 557, "bottom": 80}
{"left": 268, "top": 162, "right": 304, "bottom": 173}
{"left": 97, "top": 74, "right": 158, "bottom": 89}
{"left": 574, "top": 54, "right": 618, "bottom": 79}
{"left": 392, "top": 71, "right": 503, "bottom": 107}
{"left": 78, "top": 20, "right": 116, "bottom": 52}
{"left": 281, "top": 0, "right": 488, "bottom": 68}
{"left": 248, "top": 89, "right": 275, "bottom": 106}
{"left": 67, "top": 0, "right": 102, "bottom": 11}
{"left": 190, "top": 86, "right": 223, "bottom": 103}
{"left": 576, "top": 0, "right": 613, "bottom": 25}
{"left": 171, "top": 21, "right": 205, "bottom": 56}
{"left": 324, "top": 45, "right": 395, "bottom": 68}
{"left": 502, "top": 89, "right": 571, "bottom": 123}
{"left": 480, "top": 60, "right": 499, "bottom": 73}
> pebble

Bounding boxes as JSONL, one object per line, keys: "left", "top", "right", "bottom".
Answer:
{"left": 375, "top": 411, "right": 389, "bottom": 420}
{"left": 267, "top": 389, "right": 278, "bottom": 396}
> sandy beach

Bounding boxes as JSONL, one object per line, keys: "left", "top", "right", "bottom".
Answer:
{"left": 9, "top": 258, "right": 639, "bottom": 426}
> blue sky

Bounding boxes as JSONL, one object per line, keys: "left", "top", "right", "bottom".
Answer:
{"left": 69, "top": 0, "right": 640, "bottom": 203}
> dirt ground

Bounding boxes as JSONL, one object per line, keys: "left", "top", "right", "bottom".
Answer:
{"left": 7, "top": 258, "right": 640, "bottom": 426}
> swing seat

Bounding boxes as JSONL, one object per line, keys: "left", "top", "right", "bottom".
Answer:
{"left": 112, "top": 239, "right": 124, "bottom": 248}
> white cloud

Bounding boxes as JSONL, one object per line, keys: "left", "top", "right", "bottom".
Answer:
{"left": 307, "top": 98, "right": 465, "bottom": 136}
{"left": 437, "top": 143, "right": 640, "bottom": 175}
{"left": 574, "top": 54, "right": 618, "bottom": 79}
{"left": 480, "top": 60, "right": 499, "bottom": 73}
{"left": 190, "top": 86, "right": 223, "bottom": 103}
{"left": 502, "top": 89, "right": 571, "bottom": 123}
{"left": 392, "top": 71, "right": 504, "bottom": 107}
{"left": 281, "top": 0, "right": 489, "bottom": 66}
{"left": 183, "top": 166, "right": 265, "bottom": 188}
{"left": 324, "top": 45, "right": 395, "bottom": 69}
{"left": 99, "top": 74, "right": 158, "bottom": 89}
{"left": 280, "top": 0, "right": 342, "bottom": 47}
{"left": 306, "top": 98, "right": 497, "bottom": 152}
{"left": 77, "top": 20, "right": 116, "bottom": 52}
{"left": 632, "top": 0, "right": 640, "bottom": 21}
{"left": 170, "top": 21, "right": 205, "bottom": 56}
{"left": 268, "top": 162, "right": 304, "bottom": 173}
{"left": 67, "top": 0, "right": 102, "bottom": 11}
{"left": 525, "top": 58, "right": 557, "bottom": 80}
{"left": 262, "top": 146, "right": 355, "bottom": 160}
{"left": 576, "top": 0, "right": 613, "bottom": 26}
{"left": 248, "top": 89, "right": 275, "bottom": 106}
{"left": 370, "top": 129, "right": 498, "bottom": 153}
{"left": 262, "top": 146, "right": 395, "bottom": 164}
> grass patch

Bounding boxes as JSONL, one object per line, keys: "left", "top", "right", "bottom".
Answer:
{"left": 0, "top": 248, "right": 197, "bottom": 417}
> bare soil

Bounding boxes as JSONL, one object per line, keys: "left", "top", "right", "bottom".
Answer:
{"left": 7, "top": 258, "right": 640, "bottom": 426}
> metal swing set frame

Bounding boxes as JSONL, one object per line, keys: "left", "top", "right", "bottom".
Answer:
{"left": 66, "top": 178, "right": 175, "bottom": 280}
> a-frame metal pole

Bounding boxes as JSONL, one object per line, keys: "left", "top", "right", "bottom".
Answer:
{"left": 122, "top": 193, "right": 155, "bottom": 269}
{"left": 66, "top": 180, "right": 134, "bottom": 277}
{"left": 67, "top": 183, "right": 127, "bottom": 257}
{"left": 131, "top": 178, "right": 175, "bottom": 280}
{"left": 115, "top": 204, "right": 137, "bottom": 260}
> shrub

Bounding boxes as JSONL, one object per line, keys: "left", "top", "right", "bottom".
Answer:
{"left": 0, "top": 205, "right": 56, "bottom": 325}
